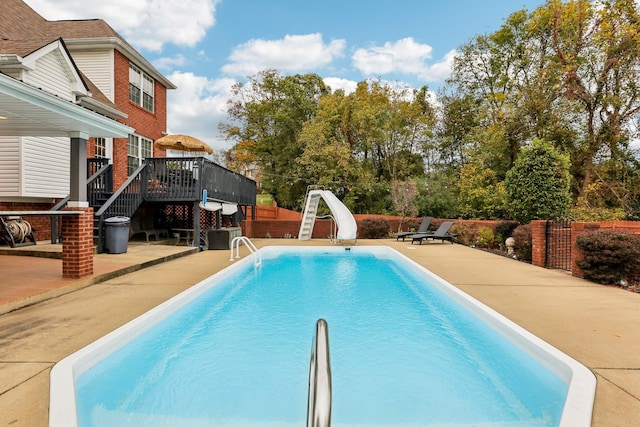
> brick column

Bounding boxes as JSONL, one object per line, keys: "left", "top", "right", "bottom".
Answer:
{"left": 530, "top": 220, "right": 547, "bottom": 268}
{"left": 62, "top": 207, "right": 94, "bottom": 279}
{"left": 571, "top": 222, "right": 600, "bottom": 278}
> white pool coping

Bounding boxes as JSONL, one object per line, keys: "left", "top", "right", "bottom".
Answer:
{"left": 49, "top": 246, "right": 595, "bottom": 427}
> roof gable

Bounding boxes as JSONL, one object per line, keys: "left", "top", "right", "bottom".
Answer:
{"left": 23, "top": 39, "right": 88, "bottom": 96}
{"left": 0, "top": 0, "right": 175, "bottom": 89}
{"left": 0, "top": 1, "right": 128, "bottom": 119}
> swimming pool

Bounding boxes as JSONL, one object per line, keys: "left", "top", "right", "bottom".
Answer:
{"left": 49, "top": 246, "right": 595, "bottom": 427}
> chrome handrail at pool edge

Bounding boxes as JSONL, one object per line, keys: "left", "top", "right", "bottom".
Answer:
{"left": 229, "top": 236, "right": 262, "bottom": 267}
{"left": 307, "top": 318, "right": 332, "bottom": 427}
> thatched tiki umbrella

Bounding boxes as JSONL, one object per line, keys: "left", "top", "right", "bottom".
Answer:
{"left": 154, "top": 134, "right": 213, "bottom": 155}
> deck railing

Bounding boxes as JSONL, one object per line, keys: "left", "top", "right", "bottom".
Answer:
{"left": 48, "top": 157, "right": 257, "bottom": 252}
{"left": 144, "top": 157, "right": 256, "bottom": 205}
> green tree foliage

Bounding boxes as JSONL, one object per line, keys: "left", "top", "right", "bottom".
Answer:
{"left": 220, "top": 70, "right": 329, "bottom": 209}
{"left": 219, "top": 1, "right": 640, "bottom": 220}
{"left": 504, "top": 139, "right": 571, "bottom": 223}
{"left": 412, "top": 170, "right": 460, "bottom": 219}
{"left": 443, "top": 0, "right": 640, "bottom": 217}
{"left": 297, "top": 80, "right": 435, "bottom": 213}
{"left": 457, "top": 162, "right": 508, "bottom": 219}
{"left": 533, "top": 0, "right": 640, "bottom": 197}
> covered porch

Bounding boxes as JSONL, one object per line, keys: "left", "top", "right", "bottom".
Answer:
{"left": 0, "top": 73, "right": 133, "bottom": 278}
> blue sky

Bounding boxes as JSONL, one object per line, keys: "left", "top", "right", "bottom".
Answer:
{"left": 25, "top": 0, "right": 547, "bottom": 152}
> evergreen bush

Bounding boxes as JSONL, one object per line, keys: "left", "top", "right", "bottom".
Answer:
{"left": 576, "top": 230, "right": 640, "bottom": 285}
{"left": 504, "top": 140, "right": 571, "bottom": 223}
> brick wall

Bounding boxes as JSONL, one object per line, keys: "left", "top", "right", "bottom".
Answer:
{"left": 530, "top": 220, "right": 640, "bottom": 278}
{"left": 240, "top": 213, "right": 503, "bottom": 240}
{"left": 0, "top": 201, "right": 58, "bottom": 241}
{"left": 530, "top": 220, "right": 546, "bottom": 268}
{"left": 112, "top": 51, "right": 168, "bottom": 188}
{"left": 570, "top": 222, "right": 602, "bottom": 278}
{"left": 61, "top": 207, "right": 94, "bottom": 278}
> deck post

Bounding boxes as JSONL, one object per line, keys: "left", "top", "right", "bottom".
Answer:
{"left": 69, "top": 132, "right": 89, "bottom": 204}
{"left": 192, "top": 201, "right": 201, "bottom": 248}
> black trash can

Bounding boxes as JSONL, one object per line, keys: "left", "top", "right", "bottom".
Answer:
{"left": 104, "top": 216, "right": 130, "bottom": 254}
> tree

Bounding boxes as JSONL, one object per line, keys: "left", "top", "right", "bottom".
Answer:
{"left": 391, "top": 180, "right": 419, "bottom": 231}
{"left": 220, "top": 70, "right": 329, "bottom": 209}
{"left": 457, "top": 162, "right": 508, "bottom": 219}
{"left": 295, "top": 90, "right": 376, "bottom": 212}
{"left": 414, "top": 169, "right": 460, "bottom": 219}
{"left": 296, "top": 80, "right": 435, "bottom": 213}
{"left": 533, "top": 0, "right": 640, "bottom": 196}
{"left": 504, "top": 139, "right": 571, "bottom": 223}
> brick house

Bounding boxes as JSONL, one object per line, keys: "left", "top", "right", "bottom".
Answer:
{"left": 0, "top": 1, "right": 256, "bottom": 277}
{"left": 0, "top": 0, "right": 175, "bottom": 240}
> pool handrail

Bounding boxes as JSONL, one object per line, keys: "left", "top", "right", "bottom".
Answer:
{"left": 307, "top": 318, "right": 332, "bottom": 427}
{"left": 229, "top": 236, "right": 262, "bottom": 267}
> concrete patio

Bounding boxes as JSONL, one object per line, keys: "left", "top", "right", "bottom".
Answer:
{"left": 0, "top": 239, "right": 638, "bottom": 426}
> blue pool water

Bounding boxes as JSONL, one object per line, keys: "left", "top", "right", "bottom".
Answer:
{"left": 75, "top": 247, "right": 568, "bottom": 426}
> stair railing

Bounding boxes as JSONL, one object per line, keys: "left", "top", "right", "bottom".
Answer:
{"left": 50, "top": 159, "right": 112, "bottom": 244}
{"left": 87, "top": 163, "right": 113, "bottom": 208}
{"left": 307, "top": 318, "right": 332, "bottom": 427}
{"left": 94, "top": 163, "right": 147, "bottom": 253}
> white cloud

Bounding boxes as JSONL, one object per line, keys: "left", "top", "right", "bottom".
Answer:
{"left": 153, "top": 54, "right": 188, "bottom": 71}
{"left": 352, "top": 38, "right": 455, "bottom": 83}
{"left": 221, "top": 33, "right": 346, "bottom": 77}
{"left": 24, "top": 0, "right": 218, "bottom": 52}
{"left": 353, "top": 37, "right": 432, "bottom": 75}
{"left": 419, "top": 49, "right": 457, "bottom": 82}
{"left": 323, "top": 77, "right": 358, "bottom": 94}
{"left": 166, "top": 72, "right": 237, "bottom": 151}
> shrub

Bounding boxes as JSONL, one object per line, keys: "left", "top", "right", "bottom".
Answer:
{"left": 504, "top": 139, "right": 571, "bottom": 223}
{"left": 358, "top": 217, "right": 390, "bottom": 239}
{"left": 494, "top": 220, "right": 519, "bottom": 243}
{"left": 457, "top": 163, "right": 508, "bottom": 219}
{"left": 476, "top": 226, "right": 497, "bottom": 249}
{"left": 576, "top": 230, "right": 640, "bottom": 285}
{"left": 451, "top": 222, "right": 476, "bottom": 246}
{"left": 512, "top": 224, "right": 532, "bottom": 261}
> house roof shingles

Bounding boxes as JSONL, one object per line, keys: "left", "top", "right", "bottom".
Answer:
{"left": 0, "top": 0, "right": 173, "bottom": 119}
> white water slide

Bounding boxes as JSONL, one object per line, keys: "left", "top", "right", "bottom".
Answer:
{"left": 298, "top": 190, "right": 357, "bottom": 242}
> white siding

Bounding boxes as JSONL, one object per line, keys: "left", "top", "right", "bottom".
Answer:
{"left": 21, "top": 136, "right": 70, "bottom": 198}
{"left": 0, "top": 136, "right": 20, "bottom": 197}
{"left": 71, "top": 50, "right": 115, "bottom": 101}
{"left": 24, "top": 50, "right": 74, "bottom": 101}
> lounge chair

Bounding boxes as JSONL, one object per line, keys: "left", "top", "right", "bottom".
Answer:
{"left": 394, "top": 217, "right": 432, "bottom": 241}
{"left": 410, "top": 221, "right": 456, "bottom": 245}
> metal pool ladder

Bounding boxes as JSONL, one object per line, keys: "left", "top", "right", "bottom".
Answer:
{"left": 229, "top": 236, "right": 262, "bottom": 267}
{"left": 307, "top": 318, "right": 332, "bottom": 427}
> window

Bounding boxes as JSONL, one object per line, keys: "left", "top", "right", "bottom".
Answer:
{"left": 129, "top": 63, "right": 154, "bottom": 112}
{"left": 95, "top": 137, "right": 106, "bottom": 158}
{"left": 127, "top": 134, "right": 153, "bottom": 176}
